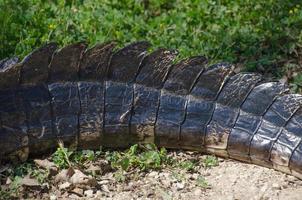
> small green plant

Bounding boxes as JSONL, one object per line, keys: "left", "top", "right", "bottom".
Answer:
{"left": 72, "top": 149, "right": 100, "bottom": 164}
{"left": 0, "top": 162, "right": 49, "bottom": 199}
{"left": 105, "top": 144, "right": 170, "bottom": 171}
{"left": 31, "top": 168, "right": 49, "bottom": 184}
{"left": 196, "top": 175, "right": 209, "bottom": 189}
{"left": 178, "top": 160, "right": 196, "bottom": 171}
{"left": 292, "top": 73, "right": 302, "bottom": 93}
{"left": 203, "top": 155, "right": 219, "bottom": 168}
{"left": 113, "top": 169, "right": 127, "bottom": 182}
{"left": 0, "top": 176, "right": 22, "bottom": 200}
{"left": 171, "top": 170, "right": 185, "bottom": 182}
{"left": 52, "top": 143, "right": 72, "bottom": 169}
{"left": 51, "top": 142, "right": 101, "bottom": 169}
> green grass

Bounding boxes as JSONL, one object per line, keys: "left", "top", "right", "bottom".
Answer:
{"left": 202, "top": 155, "right": 219, "bottom": 168}
{"left": 0, "top": 0, "right": 301, "bottom": 91}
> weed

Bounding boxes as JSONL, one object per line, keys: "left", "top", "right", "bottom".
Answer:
{"left": 203, "top": 155, "right": 219, "bottom": 169}
{"left": 171, "top": 170, "right": 185, "bottom": 182}
{"left": 196, "top": 175, "right": 209, "bottom": 189}
{"left": 0, "top": 162, "right": 48, "bottom": 199}
{"left": 0, "top": 176, "right": 22, "bottom": 200}
{"left": 178, "top": 160, "right": 196, "bottom": 171}
{"left": 51, "top": 143, "right": 72, "bottom": 169}
{"left": 105, "top": 144, "right": 170, "bottom": 171}
{"left": 113, "top": 170, "right": 127, "bottom": 182}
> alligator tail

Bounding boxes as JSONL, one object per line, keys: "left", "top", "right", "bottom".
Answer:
{"left": 0, "top": 41, "right": 301, "bottom": 179}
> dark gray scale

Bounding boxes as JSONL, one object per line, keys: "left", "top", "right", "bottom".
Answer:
{"left": 249, "top": 92, "right": 300, "bottom": 168}
{"left": 270, "top": 129, "right": 301, "bottom": 174}
{"left": 131, "top": 49, "right": 177, "bottom": 144}
{"left": 136, "top": 48, "right": 178, "bottom": 89}
{"left": 180, "top": 63, "right": 234, "bottom": 150}
{"left": 290, "top": 142, "right": 302, "bottom": 179}
{"left": 103, "top": 42, "right": 150, "bottom": 147}
{"left": 77, "top": 42, "right": 116, "bottom": 149}
{"left": 241, "top": 82, "right": 287, "bottom": 115}
{"left": 156, "top": 57, "right": 207, "bottom": 148}
{"left": 155, "top": 92, "right": 186, "bottom": 148}
{"left": 0, "top": 89, "right": 28, "bottom": 161}
{"left": 48, "top": 82, "right": 80, "bottom": 148}
{"left": 79, "top": 42, "right": 116, "bottom": 81}
{"left": 228, "top": 82, "right": 286, "bottom": 164}
{"left": 163, "top": 56, "right": 207, "bottom": 96}
{"left": 190, "top": 63, "right": 234, "bottom": 100}
{"left": 49, "top": 42, "right": 87, "bottom": 82}
{"left": 107, "top": 41, "right": 150, "bottom": 82}
{"left": 286, "top": 107, "right": 302, "bottom": 176}
{"left": 268, "top": 95, "right": 302, "bottom": 172}
{"left": 0, "top": 60, "right": 21, "bottom": 90}
{"left": 206, "top": 73, "right": 262, "bottom": 154}
{"left": 18, "top": 85, "right": 55, "bottom": 155}
{"left": 227, "top": 111, "right": 261, "bottom": 162}
{"left": 20, "top": 43, "right": 57, "bottom": 85}
{"left": 78, "top": 82, "right": 104, "bottom": 149}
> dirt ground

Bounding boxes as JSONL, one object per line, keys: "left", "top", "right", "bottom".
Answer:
{"left": 4, "top": 151, "right": 302, "bottom": 200}
{"left": 90, "top": 157, "right": 302, "bottom": 200}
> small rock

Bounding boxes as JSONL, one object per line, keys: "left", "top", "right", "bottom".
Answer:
{"left": 20, "top": 175, "right": 40, "bottom": 187}
{"left": 159, "top": 172, "right": 170, "bottom": 178}
{"left": 272, "top": 183, "right": 281, "bottom": 190}
{"left": 34, "top": 159, "right": 58, "bottom": 175}
{"left": 50, "top": 195, "right": 57, "bottom": 200}
{"left": 69, "top": 169, "right": 97, "bottom": 188}
{"left": 96, "top": 190, "right": 102, "bottom": 196}
{"left": 102, "top": 184, "right": 110, "bottom": 193}
{"left": 59, "top": 182, "right": 71, "bottom": 190}
{"left": 161, "top": 179, "right": 171, "bottom": 187}
{"left": 71, "top": 187, "right": 84, "bottom": 197}
{"left": 148, "top": 171, "right": 158, "bottom": 177}
{"left": 69, "top": 194, "right": 80, "bottom": 199}
{"left": 193, "top": 188, "right": 202, "bottom": 196}
{"left": 176, "top": 182, "right": 185, "bottom": 190}
{"left": 55, "top": 168, "right": 75, "bottom": 183}
{"left": 6, "top": 177, "right": 12, "bottom": 185}
{"left": 87, "top": 164, "right": 102, "bottom": 174}
{"left": 191, "top": 173, "right": 199, "bottom": 180}
{"left": 98, "top": 180, "right": 109, "bottom": 185}
{"left": 287, "top": 175, "right": 298, "bottom": 183}
{"left": 84, "top": 189, "right": 94, "bottom": 198}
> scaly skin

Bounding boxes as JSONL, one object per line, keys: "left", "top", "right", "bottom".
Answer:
{"left": 0, "top": 41, "right": 302, "bottom": 179}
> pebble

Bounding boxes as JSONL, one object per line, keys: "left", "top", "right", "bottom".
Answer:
{"left": 50, "top": 195, "right": 57, "bottom": 200}
{"left": 193, "top": 188, "right": 202, "bottom": 196}
{"left": 59, "top": 182, "right": 71, "bottom": 190}
{"left": 69, "top": 194, "right": 80, "bottom": 199}
{"left": 148, "top": 171, "right": 158, "bottom": 178}
{"left": 161, "top": 179, "right": 171, "bottom": 187}
{"left": 176, "top": 182, "right": 185, "bottom": 190}
{"left": 95, "top": 190, "right": 103, "bottom": 198}
{"left": 72, "top": 187, "right": 84, "bottom": 196}
{"left": 98, "top": 180, "right": 110, "bottom": 185}
{"left": 102, "top": 184, "right": 111, "bottom": 193}
{"left": 159, "top": 172, "right": 170, "bottom": 178}
{"left": 84, "top": 189, "right": 94, "bottom": 198}
{"left": 191, "top": 173, "right": 199, "bottom": 180}
{"left": 272, "top": 183, "right": 281, "bottom": 190}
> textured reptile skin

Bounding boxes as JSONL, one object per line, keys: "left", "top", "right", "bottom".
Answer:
{"left": 0, "top": 41, "right": 301, "bottom": 179}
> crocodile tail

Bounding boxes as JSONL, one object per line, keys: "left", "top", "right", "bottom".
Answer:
{"left": 0, "top": 41, "right": 302, "bottom": 180}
